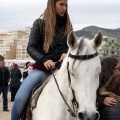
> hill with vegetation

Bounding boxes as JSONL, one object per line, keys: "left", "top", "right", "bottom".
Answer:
{"left": 75, "top": 26, "right": 120, "bottom": 43}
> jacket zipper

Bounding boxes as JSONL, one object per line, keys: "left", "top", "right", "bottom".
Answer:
{"left": 54, "top": 44, "right": 57, "bottom": 62}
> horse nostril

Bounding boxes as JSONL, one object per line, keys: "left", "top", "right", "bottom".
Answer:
{"left": 78, "top": 111, "right": 100, "bottom": 120}
{"left": 78, "top": 112, "right": 84, "bottom": 120}
{"left": 95, "top": 112, "right": 100, "bottom": 120}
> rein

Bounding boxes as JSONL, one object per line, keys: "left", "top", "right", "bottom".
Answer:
{"left": 51, "top": 51, "right": 98, "bottom": 118}
{"left": 51, "top": 67, "right": 77, "bottom": 117}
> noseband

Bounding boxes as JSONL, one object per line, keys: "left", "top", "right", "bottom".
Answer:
{"left": 69, "top": 51, "right": 98, "bottom": 60}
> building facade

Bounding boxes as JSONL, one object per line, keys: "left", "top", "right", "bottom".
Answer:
{"left": 0, "top": 27, "right": 32, "bottom": 60}
{"left": 0, "top": 28, "right": 120, "bottom": 60}
{"left": 98, "top": 36, "right": 120, "bottom": 58}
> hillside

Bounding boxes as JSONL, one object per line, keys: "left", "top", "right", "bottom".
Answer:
{"left": 75, "top": 26, "right": 120, "bottom": 43}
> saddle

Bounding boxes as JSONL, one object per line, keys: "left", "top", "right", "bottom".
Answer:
{"left": 21, "top": 65, "right": 60, "bottom": 120}
{"left": 21, "top": 78, "right": 50, "bottom": 120}
{"left": 26, "top": 79, "right": 49, "bottom": 120}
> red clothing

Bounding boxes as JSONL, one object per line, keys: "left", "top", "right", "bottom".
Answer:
{"left": 32, "top": 64, "right": 51, "bottom": 72}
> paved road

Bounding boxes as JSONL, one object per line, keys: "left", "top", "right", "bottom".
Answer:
{"left": 0, "top": 92, "right": 13, "bottom": 120}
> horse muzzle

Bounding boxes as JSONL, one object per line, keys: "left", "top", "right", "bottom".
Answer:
{"left": 78, "top": 111, "right": 100, "bottom": 120}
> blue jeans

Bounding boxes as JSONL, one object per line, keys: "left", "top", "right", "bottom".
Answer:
{"left": 0, "top": 86, "right": 9, "bottom": 109}
{"left": 11, "top": 69, "right": 50, "bottom": 120}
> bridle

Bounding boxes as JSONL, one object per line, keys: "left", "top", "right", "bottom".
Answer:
{"left": 51, "top": 51, "right": 98, "bottom": 118}
{"left": 69, "top": 51, "right": 98, "bottom": 60}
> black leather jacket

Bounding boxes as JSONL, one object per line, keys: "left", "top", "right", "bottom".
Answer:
{"left": 27, "top": 19, "right": 68, "bottom": 66}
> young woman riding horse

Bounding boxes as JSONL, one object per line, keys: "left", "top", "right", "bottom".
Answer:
{"left": 11, "top": 0, "right": 72, "bottom": 120}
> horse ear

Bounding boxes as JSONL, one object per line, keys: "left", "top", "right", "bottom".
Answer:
{"left": 67, "top": 31, "right": 77, "bottom": 49}
{"left": 92, "top": 32, "right": 103, "bottom": 48}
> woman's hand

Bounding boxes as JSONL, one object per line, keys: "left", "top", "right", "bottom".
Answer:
{"left": 44, "top": 60, "right": 56, "bottom": 70}
{"left": 103, "top": 97, "right": 118, "bottom": 106}
{"left": 58, "top": 53, "right": 67, "bottom": 62}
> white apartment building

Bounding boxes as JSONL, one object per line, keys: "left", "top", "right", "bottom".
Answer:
{"left": 0, "top": 28, "right": 120, "bottom": 60}
{"left": 98, "top": 36, "right": 120, "bottom": 58}
{"left": 0, "top": 27, "right": 32, "bottom": 60}
{"left": 16, "top": 27, "right": 31, "bottom": 60}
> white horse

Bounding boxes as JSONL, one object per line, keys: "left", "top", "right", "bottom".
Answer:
{"left": 32, "top": 31, "right": 102, "bottom": 120}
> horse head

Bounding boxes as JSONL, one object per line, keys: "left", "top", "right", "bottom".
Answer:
{"left": 32, "top": 31, "right": 102, "bottom": 120}
{"left": 65, "top": 31, "right": 102, "bottom": 120}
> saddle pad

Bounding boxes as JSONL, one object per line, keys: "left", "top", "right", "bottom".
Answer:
{"left": 31, "top": 78, "right": 50, "bottom": 109}
{"left": 31, "top": 70, "right": 59, "bottom": 109}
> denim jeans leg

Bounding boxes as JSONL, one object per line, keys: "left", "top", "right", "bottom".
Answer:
{"left": 11, "top": 69, "right": 50, "bottom": 120}
{"left": 3, "top": 86, "right": 8, "bottom": 109}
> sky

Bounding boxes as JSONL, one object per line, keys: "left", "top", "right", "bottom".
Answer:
{"left": 0, "top": 0, "right": 120, "bottom": 32}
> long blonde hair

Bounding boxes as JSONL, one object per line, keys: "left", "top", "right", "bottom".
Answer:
{"left": 43, "top": 0, "right": 72, "bottom": 53}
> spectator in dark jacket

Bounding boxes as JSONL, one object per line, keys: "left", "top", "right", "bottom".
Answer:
{"left": 97, "top": 56, "right": 120, "bottom": 120}
{"left": 10, "top": 63, "right": 22, "bottom": 101}
{"left": 0, "top": 59, "right": 10, "bottom": 111}
{"left": 99, "top": 73, "right": 120, "bottom": 120}
{"left": 23, "top": 62, "right": 31, "bottom": 80}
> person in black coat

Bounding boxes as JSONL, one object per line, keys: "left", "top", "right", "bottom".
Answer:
{"left": 10, "top": 63, "right": 22, "bottom": 101}
{"left": 97, "top": 56, "right": 120, "bottom": 120}
{"left": 0, "top": 59, "right": 10, "bottom": 111}
{"left": 99, "top": 73, "right": 120, "bottom": 120}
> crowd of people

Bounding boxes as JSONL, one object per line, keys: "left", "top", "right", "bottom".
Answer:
{"left": 0, "top": 57, "right": 33, "bottom": 112}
